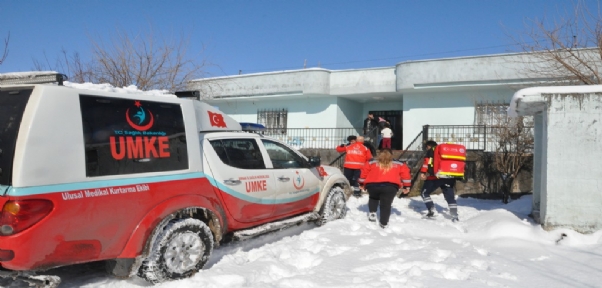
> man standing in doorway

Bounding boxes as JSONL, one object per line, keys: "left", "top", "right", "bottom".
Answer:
{"left": 363, "top": 113, "right": 378, "bottom": 148}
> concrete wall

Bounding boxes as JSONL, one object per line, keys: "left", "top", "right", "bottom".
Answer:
{"left": 540, "top": 93, "right": 602, "bottom": 233}
{"left": 401, "top": 88, "right": 515, "bottom": 148}
{"left": 330, "top": 68, "right": 396, "bottom": 95}
{"left": 210, "top": 96, "right": 338, "bottom": 128}
{"left": 336, "top": 97, "right": 363, "bottom": 129}
{"left": 396, "top": 53, "right": 545, "bottom": 90}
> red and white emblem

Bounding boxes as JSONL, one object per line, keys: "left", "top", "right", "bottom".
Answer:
{"left": 293, "top": 171, "right": 305, "bottom": 190}
{"left": 208, "top": 111, "right": 227, "bottom": 128}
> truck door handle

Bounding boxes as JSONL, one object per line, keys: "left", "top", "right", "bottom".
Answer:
{"left": 278, "top": 176, "right": 290, "bottom": 182}
{"left": 224, "top": 179, "right": 241, "bottom": 185}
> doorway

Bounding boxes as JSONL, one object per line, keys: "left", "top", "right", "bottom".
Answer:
{"left": 369, "top": 110, "right": 403, "bottom": 150}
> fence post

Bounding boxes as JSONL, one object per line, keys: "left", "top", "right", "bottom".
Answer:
{"left": 483, "top": 124, "right": 487, "bottom": 151}
{"left": 422, "top": 125, "right": 430, "bottom": 150}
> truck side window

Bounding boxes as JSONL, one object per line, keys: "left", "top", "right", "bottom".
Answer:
{"left": 79, "top": 95, "right": 189, "bottom": 176}
{"left": 209, "top": 139, "right": 265, "bottom": 169}
{"left": 0, "top": 89, "right": 32, "bottom": 186}
{"left": 261, "top": 139, "right": 307, "bottom": 169}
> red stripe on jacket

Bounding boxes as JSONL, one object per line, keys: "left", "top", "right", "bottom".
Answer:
{"left": 358, "top": 160, "right": 412, "bottom": 188}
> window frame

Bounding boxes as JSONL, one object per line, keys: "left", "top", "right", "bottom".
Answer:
{"left": 209, "top": 138, "right": 267, "bottom": 170}
{"left": 260, "top": 139, "right": 310, "bottom": 169}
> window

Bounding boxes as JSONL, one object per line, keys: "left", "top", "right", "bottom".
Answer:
{"left": 209, "top": 139, "right": 266, "bottom": 169}
{"left": 0, "top": 89, "right": 32, "bottom": 185}
{"left": 257, "top": 108, "right": 287, "bottom": 132}
{"left": 79, "top": 95, "right": 188, "bottom": 176}
{"left": 474, "top": 101, "right": 510, "bottom": 127}
{"left": 261, "top": 139, "right": 307, "bottom": 169}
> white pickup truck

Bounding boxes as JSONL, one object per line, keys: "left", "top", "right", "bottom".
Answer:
{"left": 0, "top": 75, "right": 350, "bottom": 287}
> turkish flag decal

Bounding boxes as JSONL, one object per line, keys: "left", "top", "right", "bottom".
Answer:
{"left": 208, "top": 111, "right": 227, "bottom": 128}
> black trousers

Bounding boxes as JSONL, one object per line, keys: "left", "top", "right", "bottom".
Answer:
{"left": 343, "top": 168, "right": 361, "bottom": 190}
{"left": 421, "top": 178, "right": 457, "bottom": 216}
{"left": 366, "top": 184, "right": 398, "bottom": 225}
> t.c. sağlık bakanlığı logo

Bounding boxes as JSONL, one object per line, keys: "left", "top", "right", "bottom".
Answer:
{"left": 126, "top": 101, "right": 154, "bottom": 131}
{"left": 110, "top": 100, "right": 170, "bottom": 161}
{"left": 293, "top": 171, "right": 305, "bottom": 190}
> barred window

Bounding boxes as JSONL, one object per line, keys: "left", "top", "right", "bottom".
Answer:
{"left": 257, "top": 108, "right": 287, "bottom": 132}
{"left": 475, "top": 102, "right": 510, "bottom": 127}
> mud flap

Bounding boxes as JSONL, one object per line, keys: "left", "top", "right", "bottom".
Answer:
{"left": 0, "top": 270, "right": 61, "bottom": 288}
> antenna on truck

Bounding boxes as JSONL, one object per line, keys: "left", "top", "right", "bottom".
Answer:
{"left": 0, "top": 71, "right": 68, "bottom": 86}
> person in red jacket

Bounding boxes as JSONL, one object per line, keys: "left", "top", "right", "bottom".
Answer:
{"left": 420, "top": 140, "right": 459, "bottom": 222}
{"left": 358, "top": 149, "right": 411, "bottom": 228}
{"left": 336, "top": 135, "right": 372, "bottom": 197}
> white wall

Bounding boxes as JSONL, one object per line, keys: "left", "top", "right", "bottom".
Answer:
{"left": 541, "top": 93, "right": 602, "bottom": 233}
{"left": 336, "top": 97, "right": 363, "bottom": 129}
{"left": 531, "top": 112, "right": 544, "bottom": 221}
{"left": 209, "top": 96, "right": 338, "bottom": 128}
{"left": 401, "top": 88, "right": 515, "bottom": 148}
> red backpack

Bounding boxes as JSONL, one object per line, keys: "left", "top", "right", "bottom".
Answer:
{"left": 433, "top": 143, "right": 466, "bottom": 179}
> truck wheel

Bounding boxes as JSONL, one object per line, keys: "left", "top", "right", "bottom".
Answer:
{"left": 138, "top": 218, "right": 214, "bottom": 284}
{"left": 316, "top": 186, "right": 347, "bottom": 226}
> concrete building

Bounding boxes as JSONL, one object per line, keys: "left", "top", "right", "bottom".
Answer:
{"left": 510, "top": 86, "right": 602, "bottom": 233}
{"left": 187, "top": 52, "right": 545, "bottom": 150}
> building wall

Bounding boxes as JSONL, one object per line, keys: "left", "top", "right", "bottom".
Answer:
{"left": 395, "top": 53, "right": 543, "bottom": 90}
{"left": 210, "top": 96, "right": 338, "bottom": 128}
{"left": 330, "top": 68, "right": 396, "bottom": 95}
{"left": 541, "top": 93, "right": 602, "bottom": 233}
{"left": 189, "top": 53, "right": 545, "bottom": 148}
{"left": 336, "top": 97, "right": 363, "bottom": 129}
{"left": 401, "top": 88, "right": 515, "bottom": 147}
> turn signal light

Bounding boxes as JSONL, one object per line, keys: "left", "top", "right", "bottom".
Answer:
{"left": 0, "top": 200, "right": 53, "bottom": 236}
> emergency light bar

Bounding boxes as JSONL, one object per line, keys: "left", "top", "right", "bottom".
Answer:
{"left": 0, "top": 72, "right": 68, "bottom": 86}
{"left": 240, "top": 122, "right": 266, "bottom": 132}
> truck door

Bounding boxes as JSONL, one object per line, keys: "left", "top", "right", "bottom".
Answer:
{"left": 204, "top": 137, "right": 277, "bottom": 223}
{"left": 260, "top": 139, "right": 321, "bottom": 217}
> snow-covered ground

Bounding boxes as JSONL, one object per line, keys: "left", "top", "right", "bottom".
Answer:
{"left": 12, "top": 194, "right": 601, "bottom": 288}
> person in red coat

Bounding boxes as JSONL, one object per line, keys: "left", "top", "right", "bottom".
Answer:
{"left": 336, "top": 135, "right": 373, "bottom": 197}
{"left": 358, "top": 149, "right": 411, "bottom": 228}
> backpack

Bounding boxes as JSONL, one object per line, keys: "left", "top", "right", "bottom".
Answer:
{"left": 433, "top": 143, "right": 466, "bottom": 179}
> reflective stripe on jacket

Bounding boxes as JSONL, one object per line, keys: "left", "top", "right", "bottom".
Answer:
{"left": 336, "top": 142, "right": 372, "bottom": 169}
{"left": 358, "top": 159, "right": 412, "bottom": 188}
{"left": 420, "top": 147, "right": 438, "bottom": 180}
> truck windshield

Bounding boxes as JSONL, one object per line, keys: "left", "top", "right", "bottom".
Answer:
{"left": 0, "top": 88, "right": 32, "bottom": 186}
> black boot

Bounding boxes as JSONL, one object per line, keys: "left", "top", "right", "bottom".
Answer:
{"left": 426, "top": 208, "right": 435, "bottom": 217}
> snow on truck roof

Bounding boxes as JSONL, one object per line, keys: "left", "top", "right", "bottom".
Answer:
{"left": 0, "top": 72, "right": 243, "bottom": 132}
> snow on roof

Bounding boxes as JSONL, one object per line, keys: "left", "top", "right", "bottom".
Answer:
{"left": 63, "top": 81, "right": 176, "bottom": 97}
{"left": 508, "top": 85, "right": 602, "bottom": 117}
{"left": 0, "top": 71, "right": 176, "bottom": 97}
{"left": 0, "top": 71, "right": 59, "bottom": 79}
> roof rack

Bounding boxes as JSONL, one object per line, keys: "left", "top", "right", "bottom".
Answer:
{"left": 0, "top": 72, "right": 68, "bottom": 86}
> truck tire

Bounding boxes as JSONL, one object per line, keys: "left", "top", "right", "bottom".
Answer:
{"left": 316, "top": 186, "right": 347, "bottom": 226}
{"left": 138, "top": 218, "right": 214, "bottom": 284}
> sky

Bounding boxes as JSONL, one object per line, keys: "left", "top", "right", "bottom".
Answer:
{"left": 4, "top": 194, "right": 600, "bottom": 287}
{"left": 0, "top": 0, "right": 599, "bottom": 78}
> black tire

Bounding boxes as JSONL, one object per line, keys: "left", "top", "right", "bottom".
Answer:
{"left": 138, "top": 218, "right": 214, "bottom": 284}
{"left": 316, "top": 186, "right": 347, "bottom": 226}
